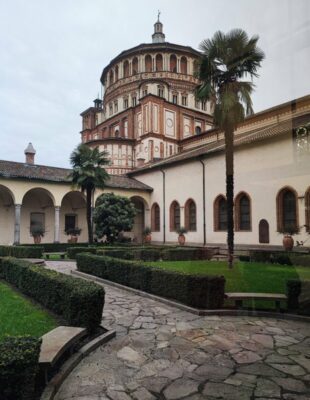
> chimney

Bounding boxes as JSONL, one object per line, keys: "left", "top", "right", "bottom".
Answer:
{"left": 24, "top": 143, "right": 36, "bottom": 164}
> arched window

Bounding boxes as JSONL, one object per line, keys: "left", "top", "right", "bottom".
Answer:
{"left": 123, "top": 60, "right": 129, "bottom": 78}
{"left": 195, "top": 126, "right": 201, "bottom": 135}
{"left": 180, "top": 56, "right": 187, "bottom": 74}
{"left": 109, "top": 70, "right": 114, "bottom": 85}
{"left": 132, "top": 57, "right": 138, "bottom": 74}
{"left": 170, "top": 54, "right": 177, "bottom": 73}
{"left": 115, "top": 65, "right": 119, "bottom": 81}
{"left": 151, "top": 203, "right": 160, "bottom": 232}
{"left": 235, "top": 192, "right": 251, "bottom": 231}
{"left": 214, "top": 195, "right": 227, "bottom": 231}
{"left": 277, "top": 187, "right": 298, "bottom": 233}
{"left": 306, "top": 188, "right": 310, "bottom": 232}
{"left": 145, "top": 55, "right": 152, "bottom": 72}
{"left": 185, "top": 199, "right": 196, "bottom": 231}
{"left": 170, "top": 201, "right": 180, "bottom": 231}
{"left": 156, "top": 54, "right": 163, "bottom": 71}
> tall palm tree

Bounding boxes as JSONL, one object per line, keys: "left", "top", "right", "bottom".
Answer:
{"left": 69, "top": 144, "right": 110, "bottom": 244}
{"left": 196, "top": 29, "right": 264, "bottom": 268}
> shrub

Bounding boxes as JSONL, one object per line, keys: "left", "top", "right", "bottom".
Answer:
{"left": 76, "top": 253, "right": 225, "bottom": 309}
{"left": 162, "top": 248, "right": 213, "bottom": 261}
{"left": 103, "top": 249, "right": 135, "bottom": 260}
{"left": 0, "top": 245, "right": 43, "bottom": 259}
{"left": 67, "top": 247, "right": 97, "bottom": 259}
{"left": 239, "top": 255, "right": 250, "bottom": 262}
{"left": 139, "top": 248, "right": 162, "bottom": 261}
{"left": 0, "top": 258, "right": 104, "bottom": 332}
{"left": 287, "top": 279, "right": 302, "bottom": 310}
{"left": 21, "top": 242, "right": 90, "bottom": 252}
{"left": 0, "top": 336, "right": 41, "bottom": 400}
{"left": 289, "top": 254, "right": 310, "bottom": 267}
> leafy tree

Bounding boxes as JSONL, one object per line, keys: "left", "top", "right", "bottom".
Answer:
{"left": 94, "top": 193, "right": 137, "bottom": 243}
{"left": 195, "top": 29, "right": 264, "bottom": 268}
{"left": 69, "top": 144, "right": 109, "bottom": 244}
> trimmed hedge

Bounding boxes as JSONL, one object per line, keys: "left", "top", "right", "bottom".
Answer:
{"left": 76, "top": 253, "right": 225, "bottom": 309}
{"left": 289, "top": 254, "right": 310, "bottom": 267}
{"left": 0, "top": 258, "right": 104, "bottom": 332}
{"left": 0, "top": 336, "right": 41, "bottom": 400}
{"left": 287, "top": 279, "right": 310, "bottom": 315}
{"left": 21, "top": 242, "right": 90, "bottom": 252}
{"left": 67, "top": 247, "right": 97, "bottom": 259}
{"left": 0, "top": 245, "right": 43, "bottom": 259}
{"left": 162, "top": 248, "right": 214, "bottom": 261}
{"left": 249, "top": 250, "right": 310, "bottom": 266}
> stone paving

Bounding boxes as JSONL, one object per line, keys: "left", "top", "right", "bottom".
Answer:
{"left": 46, "top": 261, "right": 310, "bottom": 400}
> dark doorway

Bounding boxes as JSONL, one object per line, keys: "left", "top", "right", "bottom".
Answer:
{"left": 259, "top": 219, "right": 269, "bottom": 243}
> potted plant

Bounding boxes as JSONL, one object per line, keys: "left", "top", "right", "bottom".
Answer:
{"left": 282, "top": 224, "right": 298, "bottom": 251}
{"left": 143, "top": 227, "right": 152, "bottom": 244}
{"left": 30, "top": 226, "right": 45, "bottom": 244}
{"left": 177, "top": 227, "right": 187, "bottom": 246}
{"left": 65, "top": 227, "right": 82, "bottom": 243}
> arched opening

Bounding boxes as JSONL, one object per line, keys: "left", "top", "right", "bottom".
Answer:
{"left": 306, "top": 187, "right": 310, "bottom": 232}
{"left": 214, "top": 195, "right": 227, "bottom": 231}
{"left": 151, "top": 203, "right": 160, "bottom": 232}
{"left": 0, "top": 185, "right": 15, "bottom": 244}
{"left": 130, "top": 196, "right": 146, "bottom": 243}
{"left": 155, "top": 54, "right": 163, "bottom": 71}
{"left": 60, "top": 191, "right": 87, "bottom": 243}
{"left": 235, "top": 192, "right": 251, "bottom": 231}
{"left": 277, "top": 187, "right": 298, "bottom": 233}
{"left": 21, "top": 188, "right": 55, "bottom": 243}
{"left": 185, "top": 199, "right": 196, "bottom": 231}
{"left": 180, "top": 56, "right": 187, "bottom": 74}
{"left": 170, "top": 54, "right": 177, "bottom": 73}
{"left": 259, "top": 219, "right": 270, "bottom": 243}
{"left": 115, "top": 65, "right": 119, "bottom": 81}
{"left": 170, "top": 201, "right": 180, "bottom": 231}
{"left": 145, "top": 55, "right": 152, "bottom": 72}
{"left": 123, "top": 60, "right": 129, "bottom": 78}
{"left": 109, "top": 70, "right": 114, "bottom": 85}
{"left": 132, "top": 57, "right": 138, "bottom": 74}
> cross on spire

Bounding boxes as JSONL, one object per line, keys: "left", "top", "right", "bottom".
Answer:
{"left": 157, "top": 10, "right": 161, "bottom": 22}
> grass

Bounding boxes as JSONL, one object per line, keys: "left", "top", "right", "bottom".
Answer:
{"left": 0, "top": 281, "right": 58, "bottom": 340}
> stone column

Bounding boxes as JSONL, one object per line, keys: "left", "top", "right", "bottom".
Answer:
{"left": 180, "top": 206, "right": 185, "bottom": 228}
{"left": 54, "top": 206, "right": 60, "bottom": 243}
{"left": 145, "top": 208, "right": 151, "bottom": 229}
{"left": 14, "top": 204, "right": 21, "bottom": 244}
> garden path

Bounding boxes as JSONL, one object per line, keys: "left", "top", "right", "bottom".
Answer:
{"left": 46, "top": 261, "right": 310, "bottom": 400}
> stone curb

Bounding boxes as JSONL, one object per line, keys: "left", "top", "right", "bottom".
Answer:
{"left": 72, "top": 270, "right": 310, "bottom": 323}
{"left": 40, "top": 328, "right": 116, "bottom": 400}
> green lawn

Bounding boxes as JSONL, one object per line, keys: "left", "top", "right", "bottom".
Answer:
{"left": 0, "top": 281, "right": 58, "bottom": 340}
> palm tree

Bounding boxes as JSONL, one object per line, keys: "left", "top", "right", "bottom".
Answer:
{"left": 196, "top": 29, "right": 264, "bottom": 268}
{"left": 69, "top": 144, "right": 110, "bottom": 244}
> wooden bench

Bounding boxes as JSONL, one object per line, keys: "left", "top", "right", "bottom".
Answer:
{"left": 39, "top": 326, "right": 87, "bottom": 382}
{"left": 225, "top": 292, "right": 287, "bottom": 312}
{"left": 45, "top": 252, "right": 66, "bottom": 260}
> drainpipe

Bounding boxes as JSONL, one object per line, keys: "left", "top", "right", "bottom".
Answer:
{"left": 199, "top": 158, "right": 207, "bottom": 246}
{"left": 160, "top": 169, "right": 166, "bottom": 244}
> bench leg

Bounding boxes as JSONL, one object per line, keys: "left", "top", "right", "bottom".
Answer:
{"left": 275, "top": 300, "right": 281, "bottom": 313}
{"left": 236, "top": 300, "right": 243, "bottom": 309}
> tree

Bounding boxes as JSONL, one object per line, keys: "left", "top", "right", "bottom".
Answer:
{"left": 69, "top": 144, "right": 110, "bottom": 244}
{"left": 196, "top": 29, "right": 264, "bottom": 268}
{"left": 94, "top": 193, "right": 136, "bottom": 243}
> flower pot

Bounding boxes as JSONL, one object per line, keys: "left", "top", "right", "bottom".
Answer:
{"left": 144, "top": 234, "right": 152, "bottom": 244}
{"left": 68, "top": 236, "right": 78, "bottom": 244}
{"left": 33, "top": 236, "right": 41, "bottom": 244}
{"left": 283, "top": 235, "right": 294, "bottom": 251}
{"left": 178, "top": 234, "right": 186, "bottom": 246}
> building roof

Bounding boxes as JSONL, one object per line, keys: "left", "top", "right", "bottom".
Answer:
{"left": 0, "top": 160, "right": 153, "bottom": 191}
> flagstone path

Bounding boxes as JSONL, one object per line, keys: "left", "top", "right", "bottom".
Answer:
{"left": 46, "top": 261, "right": 310, "bottom": 400}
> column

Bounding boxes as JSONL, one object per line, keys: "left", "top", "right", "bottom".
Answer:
{"left": 54, "top": 206, "right": 60, "bottom": 243}
{"left": 14, "top": 204, "right": 21, "bottom": 244}
{"left": 180, "top": 206, "right": 185, "bottom": 229}
{"left": 145, "top": 208, "right": 151, "bottom": 229}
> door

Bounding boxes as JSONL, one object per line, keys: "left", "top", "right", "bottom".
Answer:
{"left": 259, "top": 219, "right": 269, "bottom": 243}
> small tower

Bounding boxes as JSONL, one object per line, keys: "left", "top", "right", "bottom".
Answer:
{"left": 24, "top": 143, "right": 36, "bottom": 164}
{"left": 152, "top": 11, "right": 165, "bottom": 43}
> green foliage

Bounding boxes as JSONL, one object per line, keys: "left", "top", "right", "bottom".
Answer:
{"left": 0, "top": 336, "right": 41, "bottom": 400}
{"left": 162, "top": 248, "right": 213, "bottom": 261}
{"left": 289, "top": 254, "right": 310, "bottom": 267}
{"left": 0, "top": 245, "right": 43, "bottom": 258}
{"left": 21, "top": 242, "right": 90, "bottom": 252}
{"left": 94, "top": 193, "right": 137, "bottom": 243}
{"left": 287, "top": 280, "right": 302, "bottom": 310}
{"left": 76, "top": 253, "right": 225, "bottom": 309}
{"left": 249, "top": 250, "right": 310, "bottom": 266}
{"left": 0, "top": 258, "right": 104, "bottom": 332}
{"left": 67, "top": 247, "right": 97, "bottom": 259}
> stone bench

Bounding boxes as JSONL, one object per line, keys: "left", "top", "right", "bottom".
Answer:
{"left": 39, "top": 326, "right": 87, "bottom": 382}
{"left": 225, "top": 292, "right": 287, "bottom": 312}
{"left": 45, "top": 252, "right": 66, "bottom": 259}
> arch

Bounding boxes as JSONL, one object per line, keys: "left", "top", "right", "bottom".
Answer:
{"left": 22, "top": 187, "right": 55, "bottom": 206}
{"left": 170, "top": 54, "right": 177, "bottom": 73}
{"left": 123, "top": 60, "right": 129, "bottom": 78}
{"left": 155, "top": 54, "right": 163, "bottom": 71}
{"left": 0, "top": 184, "right": 15, "bottom": 205}
{"left": 306, "top": 187, "right": 310, "bottom": 232}
{"left": 184, "top": 199, "right": 196, "bottom": 231}
{"left": 259, "top": 219, "right": 270, "bottom": 243}
{"left": 276, "top": 186, "right": 299, "bottom": 233}
{"left": 180, "top": 56, "right": 187, "bottom": 74}
{"left": 151, "top": 202, "right": 160, "bottom": 232}
{"left": 214, "top": 195, "right": 227, "bottom": 231}
{"left": 115, "top": 65, "right": 119, "bottom": 81}
{"left": 0, "top": 185, "right": 15, "bottom": 245}
{"left": 132, "top": 57, "right": 138, "bottom": 74}
{"left": 145, "top": 54, "right": 152, "bottom": 72}
{"left": 60, "top": 191, "right": 87, "bottom": 242}
{"left": 170, "top": 200, "right": 180, "bottom": 232}
{"left": 109, "top": 70, "right": 114, "bottom": 85}
{"left": 235, "top": 192, "right": 251, "bottom": 231}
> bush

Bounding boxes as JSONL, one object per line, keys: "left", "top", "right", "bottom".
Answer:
{"left": 76, "top": 253, "right": 225, "bottom": 309}
{"left": 67, "top": 247, "right": 97, "bottom": 259}
{"left": 162, "top": 248, "right": 213, "bottom": 261}
{"left": 103, "top": 249, "right": 135, "bottom": 260}
{"left": 21, "top": 242, "right": 90, "bottom": 252}
{"left": 239, "top": 255, "right": 250, "bottom": 262}
{"left": 289, "top": 254, "right": 310, "bottom": 267}
{"left": 0, "top": 336, "right": 41, "bottom": 400}
{"left": 287, "top": 279, "right": 302, "bottom": 310}
{"left": 0, "top": 258, "right": 104, "bottom": 332}
{"left": 0, "top": 245, "right": 43, "bottom": 259}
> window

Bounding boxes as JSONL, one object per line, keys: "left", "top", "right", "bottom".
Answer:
{"left": 123, "top": 98, "right": 128, "bottom": 109}
{"left": 170, "top": 54, "right": 177, "bottom": 72}
{"left": 169, "top": 145, "right": 173, "bottom": 155}
{"left": 158, "top": 86, "right": 164, "bottom": 97}
{"left": 195, "top": 100, "right": 200, "bottom": 109}
{"left": 151, "top": 203, "right": 160, "bottom": 231}
{"left": 156, "top": 54, "right": 163, "bottom": 71}
{"left": 132, "top": 57, "right": 138, "bottom": 74}
{"left": 214, "top": 195, "right": 227, "bottom": 231}
{"left": 115, "top": 65, "right": 119, "bottom": 81}
{"left": 123, "top": 60, "right": 129, "bottom": 78}
{"left": 180, "top": 56, "right": 187, "bottom": 74}
{"left": 145, "top": 54, "right": 152, "bottom": 72}
{"left": 114, "top": 129, "right": 119, "bottom": 137}
{"left": 30, "top": 212, "right": 45, "bottom": 233}
{"left": 185, "top": 199, "right": 196, "bottom": 231}
{"left": 132, "top": 96, "right": 137, "bottom": 106}
{"left": 202, "top": 101, "right": 207, "bottom": 111}
{"left": 170, "top": 201, "right": 180, "bottom": 231}
{"left": 306, "top": 188, "right": 310, "bottom": 232}
{"left": 182, "top": 96, "right": 187, "bottom": 106}
{"left": 65, "top": 214, "right": 77, "bottom": 232}
{"left": 172, "top": 95, "right": 178, "bottom": 104}
{"left": 109, "top": 70, "right": 114, "bottom": 85}
{"left": 195, "top": 126, "right": 201, "bottom": 135}
{"left": 114, "top": 101, "right": 118, "bottom": 113}
{"left": 142, "top": 87, "right": 148, "bottom": 97}
{"left": 277, "top": 187, "right": 298, "bottom": 233}
{"left": 109, "top": 104, "right": 113, "bottom": 115}
{"left": 235, "top": 193, "right": 251, "bottom": 231}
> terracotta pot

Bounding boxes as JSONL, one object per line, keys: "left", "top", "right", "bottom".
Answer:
{"left": 33, "top": 236, "right": 41, "bottom": 244}
{"left": 68, "top": 236, "right": 78, "bottom": 244}
{"left": 178, "top": 234, "right": 186, "bottom": 246}
{"left": 144, "top": 234, "right": 152, "bottom": 243}
{"left": 283, "top": 235, "right": 294, "bottom": 251}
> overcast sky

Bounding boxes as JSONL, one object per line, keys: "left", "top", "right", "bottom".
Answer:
{"left": 0, "top": 0, "right": 309, "bottom": 168}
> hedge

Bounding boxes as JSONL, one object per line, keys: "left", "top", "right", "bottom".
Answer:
{"left": 162, "top": 248, "right": 214, "bottom": 261}
{"left": 21, "top": 242, "right": 90, "bottom": 253}
{"left": 287, "top": 279, "right": 310, "bottom": 315}
{"left": 67, "top": 247, "right": 97, "bottom": 259}
{"left": 76, "top": 253, "right": 225, "bottom": 309}
{"left": 0, "top": 245, "right": 43, "bottom": 259}
{"left": 250, "top": 250, "right": 310, "bottom": 266}
{"left": 0, "top": 336, "right": 41, "bottom": 400}
{"left": 0, "top": 258, "right": 104, "bottom": 332}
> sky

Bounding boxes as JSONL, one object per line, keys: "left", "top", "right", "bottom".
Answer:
{"left": 0, "top": 0, "right": 309, "bottom": 168}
